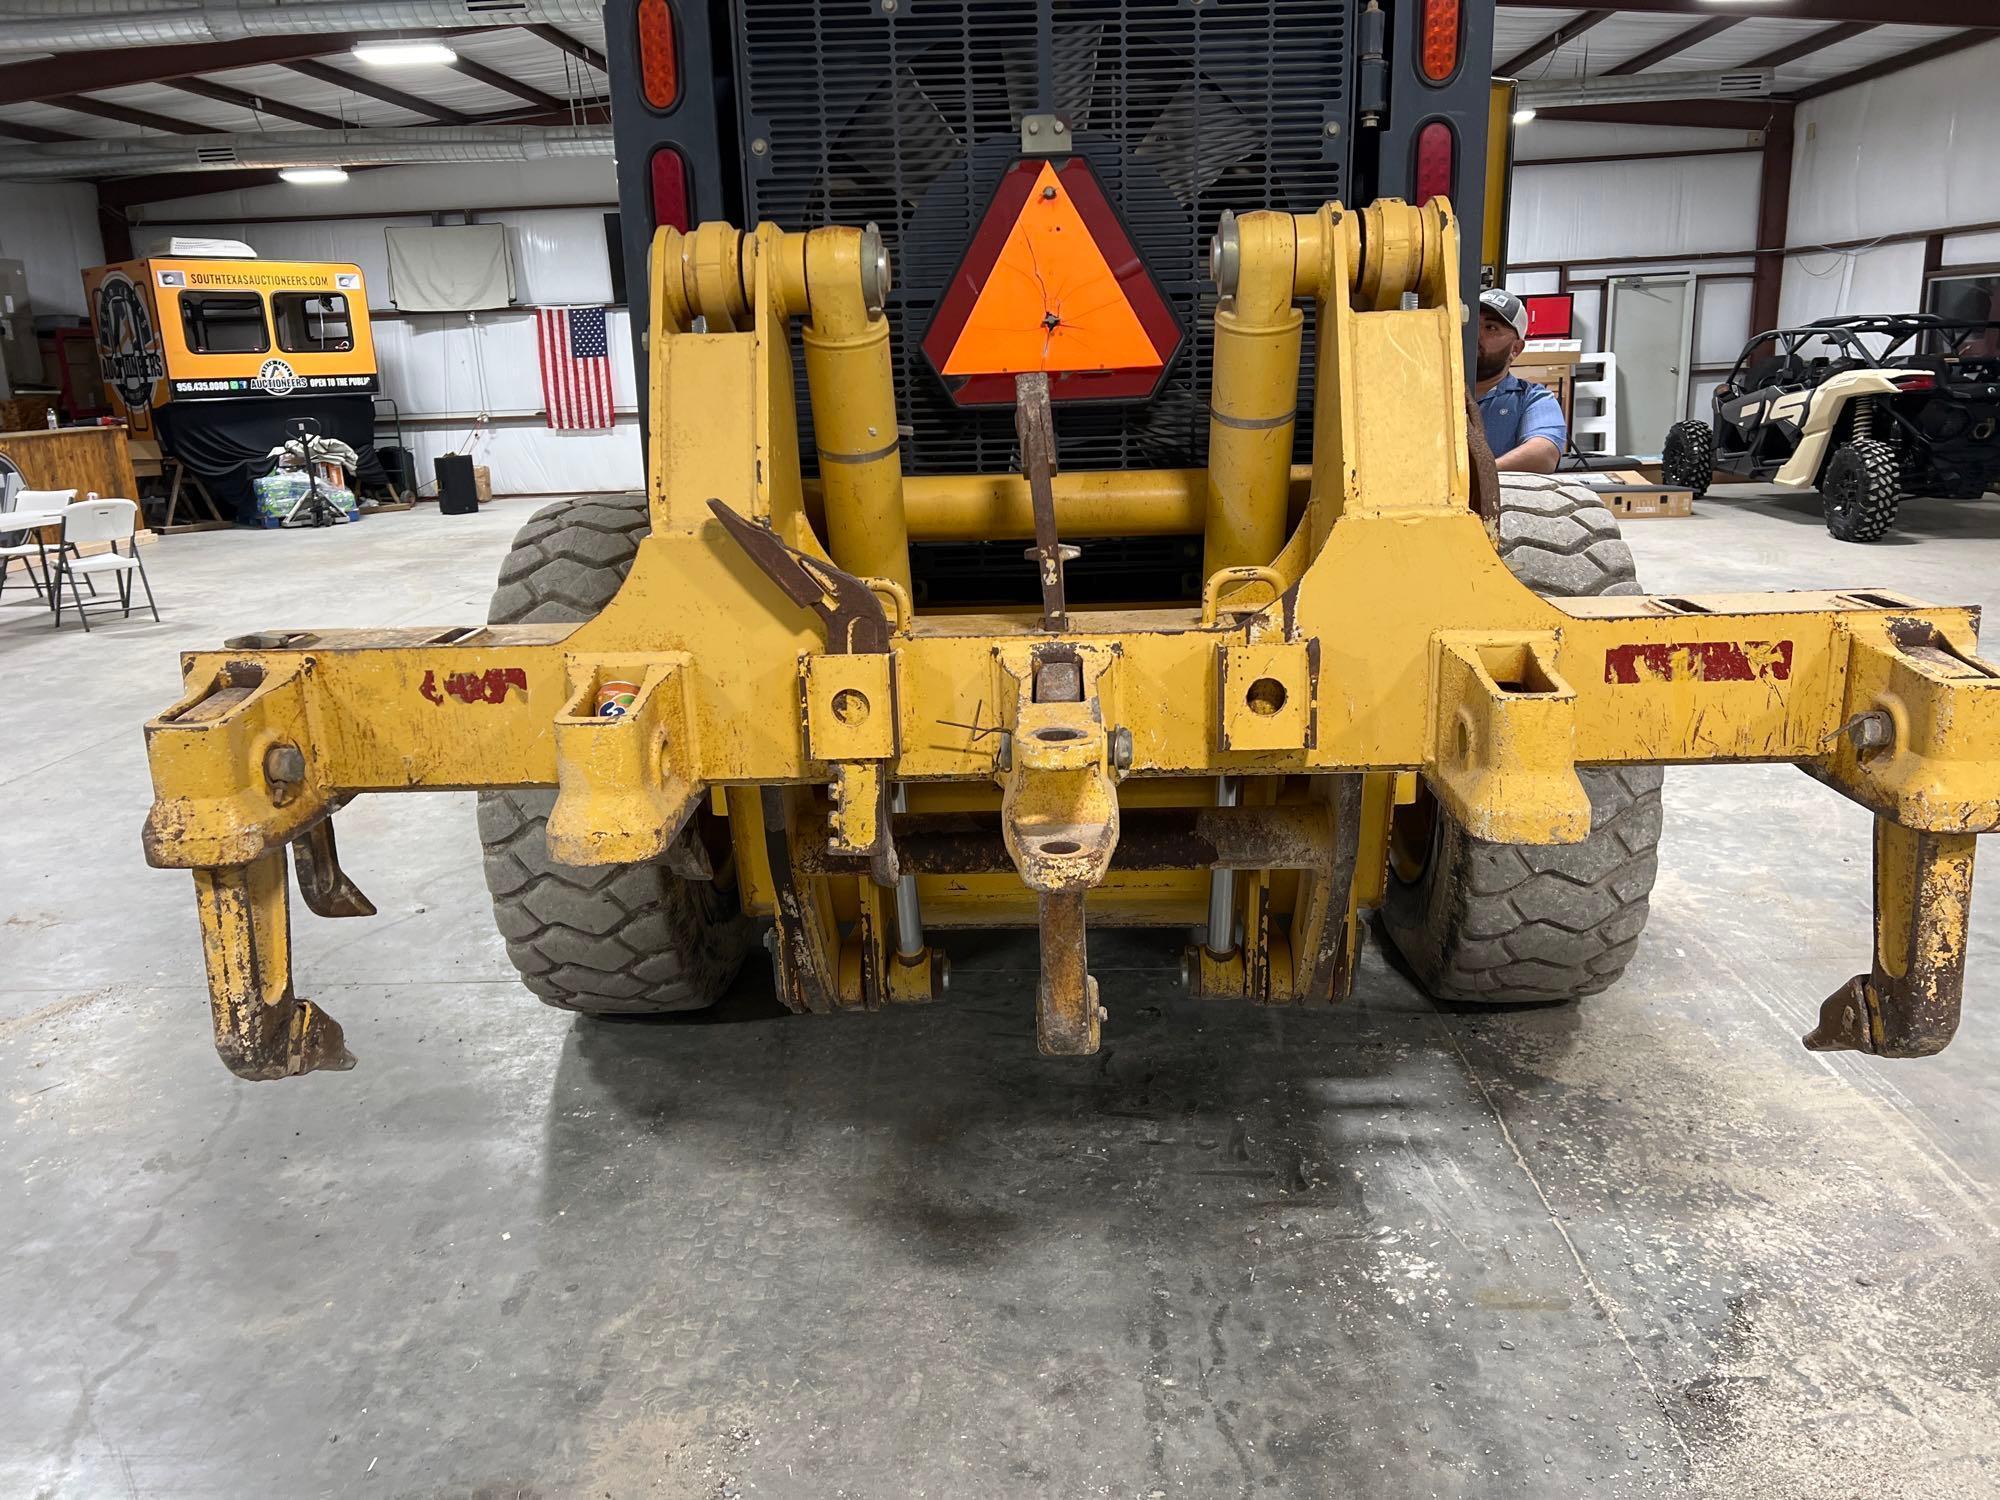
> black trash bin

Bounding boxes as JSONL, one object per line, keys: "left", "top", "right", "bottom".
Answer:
{"left": 436, "top": 453, "right": 479, "bottom": 515}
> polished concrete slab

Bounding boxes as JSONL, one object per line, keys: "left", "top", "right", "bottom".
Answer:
{"left": 2, "top": 488, "right": 1997, "bottom": 1499}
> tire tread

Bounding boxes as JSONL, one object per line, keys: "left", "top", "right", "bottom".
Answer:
{"left": 1383, "top": 477, "right": 1663, "bottom": 1004}
{"left": 476, "top": 494, "right": 751, "bottom": 1015}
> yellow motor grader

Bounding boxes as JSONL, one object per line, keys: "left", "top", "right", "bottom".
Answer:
{"left": 143, "top": 0, "right": 1993, "bottom": 1077}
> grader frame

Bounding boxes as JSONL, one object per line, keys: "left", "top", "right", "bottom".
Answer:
{"left": 143, "top": 199, "right": 1996, "bottom": 1078}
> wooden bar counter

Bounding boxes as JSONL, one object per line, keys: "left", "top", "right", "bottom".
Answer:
{"left": 0, "top": 424, "right": 139, "bottom": 504}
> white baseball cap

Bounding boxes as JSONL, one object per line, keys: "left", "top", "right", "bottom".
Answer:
{"left": 1479, "top": 288, "right": 1529, "bottom": 340}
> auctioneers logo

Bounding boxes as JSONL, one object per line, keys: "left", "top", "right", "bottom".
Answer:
{"left": 94, "top": 272, "right": 165, "bottom": 413}
{"left": 254, "top": 357, "right": 301, "bottom": 396}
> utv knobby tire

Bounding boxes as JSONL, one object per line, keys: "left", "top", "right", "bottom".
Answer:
{"left": 1383, "top": 475, "right": 1663, "bottom": 1004}
{"left": 1821, "top": 438, "right": 1900, "bottom": 543}
{"left": 477, "top": 493, "right": 751, "bottom": 1014}
{"left": 1661, "top": 419, "right": 1715, "bottom": 497}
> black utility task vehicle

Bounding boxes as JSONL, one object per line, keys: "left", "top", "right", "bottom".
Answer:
{"left": 1663, "top": 314, "right": 2000, "bottom": 542}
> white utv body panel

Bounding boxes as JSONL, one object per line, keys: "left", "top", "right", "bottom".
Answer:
{"left": 1772, "top": 369, "right": 1906, "bottom": 487}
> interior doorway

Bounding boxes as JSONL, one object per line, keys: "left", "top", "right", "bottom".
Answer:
{"left": 1604, "top": 273, "right": 1696, "bottom": 456}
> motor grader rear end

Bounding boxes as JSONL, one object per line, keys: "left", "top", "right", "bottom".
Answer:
{"left": 143, "top": 1, "right": 1999, "bottom": 1079}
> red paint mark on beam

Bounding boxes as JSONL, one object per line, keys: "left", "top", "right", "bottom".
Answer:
{"left": 1604, "top": 640, "right": 1793, "bottom": 685}
{"left": 420, "top": 667, "right": 528, "bottom": 705}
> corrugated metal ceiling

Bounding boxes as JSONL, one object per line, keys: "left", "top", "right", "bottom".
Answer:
{"left": 0, "top": 21, "right": 607, "bottom": 139}
{"left": 0, "top": 11, "right": 1975, "bottom": 148}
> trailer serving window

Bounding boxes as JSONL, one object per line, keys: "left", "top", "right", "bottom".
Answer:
{"left": 274, "top": 292, "right": 355, "bottom": 353}
{"left": 180, "top": 292, "right": 270, "bottom": 354}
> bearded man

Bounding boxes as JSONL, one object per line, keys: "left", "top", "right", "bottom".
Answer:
{"left": 1472, "top": 288, "right": 1566, "bottom": 473}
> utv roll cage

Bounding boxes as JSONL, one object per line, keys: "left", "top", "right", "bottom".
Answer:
{"left": 1721, "top": 314, "right": 2000, "bottom": 397}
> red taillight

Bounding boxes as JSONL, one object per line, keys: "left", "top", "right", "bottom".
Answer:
{"left": 1420, "top": 0, "right": 1462, "bottom": 82}
{"left": 650, "top": 147, "right": 689, "bottom": 230}
{"left": 1415, "top": 121, "right": 1455, "bottom": 205}
{"left": 637, "top": 0, "right": 679, "bottom": 110}
{"left": 1896, "top": 373, "right": 1937, "bottom": 391}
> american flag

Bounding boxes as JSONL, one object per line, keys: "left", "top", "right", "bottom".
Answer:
{"left": 535, "top": 305, "right": 615, "bottom": 430}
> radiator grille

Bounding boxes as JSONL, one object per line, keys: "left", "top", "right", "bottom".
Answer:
{"left": 734, "top": 0, "right": 1351, "bottom": 477}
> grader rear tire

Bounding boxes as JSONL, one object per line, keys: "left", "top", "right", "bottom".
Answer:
{"left": 1383, "top": 475, "right": 1664, "bottom": 1004}
{"left": 477, "top": 494, "right": 751, "bottom": 1015}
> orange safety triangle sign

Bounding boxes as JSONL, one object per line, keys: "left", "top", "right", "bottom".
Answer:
{"left": 922, "top": 154, "right": 1182, "bottom": 407}
{"left": 941, "top": 162, "right": 1159, "bottom": 378}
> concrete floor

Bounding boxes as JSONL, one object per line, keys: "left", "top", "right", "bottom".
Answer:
{"left": 3, "top": 487, "right": 1998, "bottom": 1499}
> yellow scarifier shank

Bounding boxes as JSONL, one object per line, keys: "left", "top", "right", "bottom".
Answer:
{"left": 142, "top": 199, "right": 2000, "bottom": 1080}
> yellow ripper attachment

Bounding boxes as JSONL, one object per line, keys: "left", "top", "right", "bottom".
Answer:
{"left": 142, "top": 200, "right": 2000, "bottom": 1077}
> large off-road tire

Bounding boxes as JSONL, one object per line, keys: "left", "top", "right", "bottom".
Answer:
{"left": 477, "top": 494, "right": 751, "bottom": 1014}
{"left": 1821, "top": 438, "right": 1901, "bottom": 542}
{"left": 1661, "top": 419, "right": 1715, "bottom": 497}
{"left": 1382, "top": 475, "right": 1663, "bottom": 1004}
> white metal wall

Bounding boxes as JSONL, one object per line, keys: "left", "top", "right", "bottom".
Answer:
{"left": 1780, "top": 36, "right": 2000, "bottom": 321}
{"left": 0, "top": 182, "right": 104, "bottom": 319}
{"left": 1788, "top": 38, "right": 2000, "bottom": 247}
{"left": 132, "top": 162, "right": 635, "bottom": 496}
{"left": 1506, "top": 153, "right": 1761, "bottom": 268}
{"left": 1505, "top": 138, "right": 1758, "bottom": 428}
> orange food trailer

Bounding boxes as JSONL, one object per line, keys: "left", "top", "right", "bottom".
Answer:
{"left": 83, "top": 253, "right": 383, "bottom": 520}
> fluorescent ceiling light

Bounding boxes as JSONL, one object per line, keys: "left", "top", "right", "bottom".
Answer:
{"left": 1518, "top": 68, "right": 1775, "bottom": 109}
{"left": 1512, "top": 108, "right": 1537, "bottom": 125}
{"left": 351, "top": 40, "right": 457, "bottom": 67}
{"left": 279, "top": 167, "right": 350, "bottom": 185}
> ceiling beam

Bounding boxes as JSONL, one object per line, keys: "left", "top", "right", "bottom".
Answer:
{"left": 1605, "top": 16, "right": 1741, "bottom": 75}
{"left": 1499, "top": 1, "right": 1995, "bottom": 26}
{"left": 97, "top": 168, "right": 287, "bottom": 209}
{"left": 165, "top": 77, "right": 350, "bottom": 132}
{"left": 523, "top": 24, "right": 607, "bottom": 74}
{"left": 88, "top": 98, "right": 614, "bottom": 210}
{"left": 281, "top": 60, "right": 473, "bottom": 125}
{"left": 0, "top": 119, "right": 84, "bottom": 144}
{"left": 1535, "top": 98, "right": 1792, "bottom": 132}
{"left": 1792, "top": 28, "right": 1984, "bottom": 99}
{"left": 1740, "top": 21, "right": 1877, "bottom": 71}
{"left": 47, "top": 95, "right": 210, "bottom": 135}
{"left": 1497, "top": 10, "right": 1614, "bottom": 76}
{"left": 490, "top": 101, "right": 612, "bottom": 129}
{"left": 0, "top": 30, "right": 480, "bottom": 108}
{"left": 446, "top": 56, "right": 564, "bottom": 112}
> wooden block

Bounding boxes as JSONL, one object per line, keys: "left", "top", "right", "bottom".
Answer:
{"left": 1601, "top": 486, "right": 1693, "bottom": 519}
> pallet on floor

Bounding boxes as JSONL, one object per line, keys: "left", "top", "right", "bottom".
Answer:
{"left": 1579, "top": 470, "right": 1694, "bottom": 519}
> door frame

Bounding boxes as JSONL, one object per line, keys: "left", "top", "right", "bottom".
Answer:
{"left": 1603, "top": 272, "right": 1697, "bottom": 449}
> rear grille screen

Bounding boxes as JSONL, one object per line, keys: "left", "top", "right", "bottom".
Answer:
{"left": 734, "top": 0, "right": 1351, "bottom": 478}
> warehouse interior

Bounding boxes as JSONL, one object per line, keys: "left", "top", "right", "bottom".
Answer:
{"left": 3, "top": 4, "right": 1998, "bottom": 1496}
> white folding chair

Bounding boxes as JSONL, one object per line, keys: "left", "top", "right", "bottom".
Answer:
{"left": 53, "top": 498, "right": 159, "bottom": 631}
{"left": 0, "top": 487, "right": 78, "bottom": 608}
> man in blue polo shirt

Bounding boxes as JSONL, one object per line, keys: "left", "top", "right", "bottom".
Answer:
{"left": 1474, "top": 288, "right": 1566, "bottom": 473}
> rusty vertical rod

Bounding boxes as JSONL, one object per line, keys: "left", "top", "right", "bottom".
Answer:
{"left": 1014, "top": 371, "right": 1072, "bottom": 631}
{"left": 890, "top": 784, "right": 924, "bottom": 960}
{"left": 1205, "top": 776, "right": 1241, "bottom": 954}
{"left": 193, "top": 851, "right": 353, "bottom": 1080}
{"left": 1036, "top": 890, "right": 1101, "bottom": 1056}
{"left": 1805, "top": 818, "right": 1974, "bottom": 1059}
